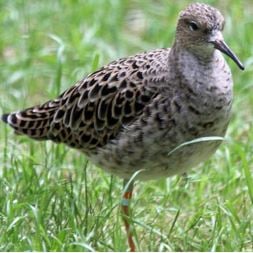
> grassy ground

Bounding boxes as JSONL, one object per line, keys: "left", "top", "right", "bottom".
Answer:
{"left": 0, "top": 0, "right": 253, "bottom": 251}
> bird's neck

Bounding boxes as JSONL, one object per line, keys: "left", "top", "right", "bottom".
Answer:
{"left": 171, "top": 41, "right": 216, "bottom": 65}
{"left": 168, "top": 42, "right": 230, "bottom": 94}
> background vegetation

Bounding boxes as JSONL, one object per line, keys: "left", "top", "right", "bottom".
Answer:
{"left": 0, "top": 0, "right": 252, "bottom": 251}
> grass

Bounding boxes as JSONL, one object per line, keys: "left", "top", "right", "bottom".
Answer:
{"left": 0, "top": 0, "right": 253, "bottom": 251}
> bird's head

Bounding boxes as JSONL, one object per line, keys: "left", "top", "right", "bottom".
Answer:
{"left": 175, "top": 3, "right": 244, "bottom": 70}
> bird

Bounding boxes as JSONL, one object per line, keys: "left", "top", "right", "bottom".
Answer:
{"left": 1, "top": 2, "right": 244, "bottom": 251}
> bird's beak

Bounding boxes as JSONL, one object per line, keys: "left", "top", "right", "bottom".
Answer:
{"left": 209, "top": 31, "right": 244, "bottom": 70}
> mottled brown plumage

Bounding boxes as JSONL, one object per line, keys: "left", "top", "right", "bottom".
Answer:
{"left": 1, "top": 3, "right": 245, "bottom": 251}
{"left": 3, "top": 48, "right": 168, "bottom": 151}
{"left": 2, "top": 3, "right": 244, "bottom": 181}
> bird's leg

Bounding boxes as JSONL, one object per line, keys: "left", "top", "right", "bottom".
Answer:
{"left": 121, "top": 179, "right": 135, "bottom": 252}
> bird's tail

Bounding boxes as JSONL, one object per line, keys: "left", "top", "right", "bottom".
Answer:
{"left": 1, "top": 100, "right": 60, "bottom": 140}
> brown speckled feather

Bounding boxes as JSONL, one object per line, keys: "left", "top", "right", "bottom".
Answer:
{"left": 3, "top": 48, "right": 170, "bottom": 151}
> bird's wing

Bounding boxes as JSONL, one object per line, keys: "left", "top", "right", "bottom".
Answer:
{"left": 3, "top": 48, "right": 170, "bottom": 151}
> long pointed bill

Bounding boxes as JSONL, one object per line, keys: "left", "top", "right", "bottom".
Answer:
{"left": 211, "top": 40, "right": 245, "bottom": 70}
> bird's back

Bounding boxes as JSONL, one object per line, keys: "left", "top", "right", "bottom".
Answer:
{"left": 2, "top": 48, "right": 170, "bottom": 152}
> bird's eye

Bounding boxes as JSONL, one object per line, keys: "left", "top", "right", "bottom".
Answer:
{"left": 188, "top": 21, "right": 199, "bottom": 31}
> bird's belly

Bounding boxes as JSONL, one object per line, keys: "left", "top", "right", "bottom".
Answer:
{"left": 131, "top": 140, "right": 222, "bottom": 180}
{"left": 89, "top": 137, "right": 222, "bottom": 180}
{"left": 88, "top": 111, "right": 229, "bottom": 180}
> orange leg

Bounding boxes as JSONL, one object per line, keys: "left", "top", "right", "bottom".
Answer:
{"left": 121, "top": 179, "right": 135, "bottom": 252}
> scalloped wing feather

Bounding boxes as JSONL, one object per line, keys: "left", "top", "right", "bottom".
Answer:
{"left": 3, "top": 48, "right": 170, "bottom": 150}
